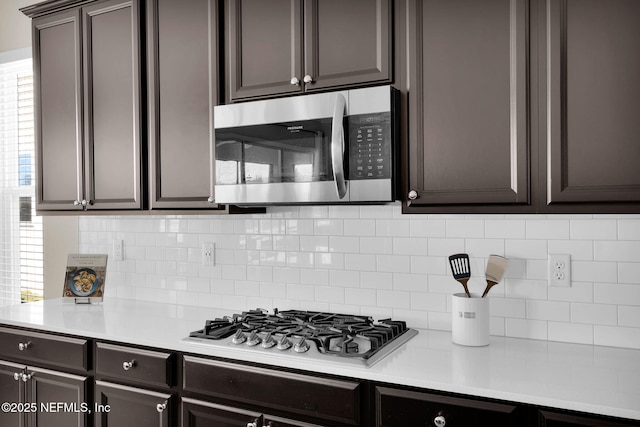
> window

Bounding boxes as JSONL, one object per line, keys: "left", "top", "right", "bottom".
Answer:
{"left": 0, "top": 53, "right": 43, "bottom": 306}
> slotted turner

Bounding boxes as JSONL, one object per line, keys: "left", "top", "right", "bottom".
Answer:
{"left": 448, "top": 253, "right": 471, "bottom": 297}
{"left": 482, "top": 255, "right": 508, "bottom": 297}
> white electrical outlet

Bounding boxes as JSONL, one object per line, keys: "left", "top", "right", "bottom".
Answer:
{"left": 113, "top": 239, "right": 124, "bottom": 261}
{"left": 202, "top": 242, "right": 215, "bottom": 266}
{"left": 549, "top": 254, "right": 571, "bottom": 287}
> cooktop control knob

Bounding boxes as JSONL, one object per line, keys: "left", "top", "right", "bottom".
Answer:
{"left": 276, "top": 336, "right": 292, "bottom": 351}
{"left": 293, "top": 337, "right": 310, "bottom": 353}
{"left": 232, "top": 330, "right": 247, "bottom": 345}
{"left": 261, "top": 332, "right": 276, "bottom": 349}
{"left": 246, "top": 330, "right": 261, "bottom": 347}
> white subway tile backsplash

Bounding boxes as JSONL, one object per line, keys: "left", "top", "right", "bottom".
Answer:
{"left": 619, "top": 306, "right": 640, "bottom": 328}
{"left": 618, "top": 219, "right": 640, "bottom": 240}
{"left": 570, "top": 303, "right": 618, "bottom": 325}
{"left": 526, "top": 300, "right": 570, "bottom": 322}
{"left": 79, "top": 208, "right": 640, "bottom": 350}
{"left": 548, "top": 322, "right": 594, "bottom": 345}
{"left": 594, "top": 241, "right": 640, "bottom": 262}
{"left": 594, "top": 283, "right": 640, "bottom": 306}
{"left": 594, "top": 325, "right": 640, "bottom": 349}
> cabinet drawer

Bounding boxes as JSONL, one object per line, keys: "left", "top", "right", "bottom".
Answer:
{"left": 0, "top": 327, "right": 89, "bottom": 372}
{"left": 183, "top": 356, "right": 362, "bottom": 426}
{"left": 376, "top": 386, "right": 522, "bottom": 427}
{"left": 95, "top": 342, "right": 174, "bottom": 389}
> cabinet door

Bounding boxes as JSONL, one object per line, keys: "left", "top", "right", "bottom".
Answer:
{"left": 406, "top": 0, "right": 531, "bottom": 210}
{"left": 147, "top": 0, "right": 223, "bottom": 209}
{"left": 32, "top": 9, "right": 84, "bottom": 211}
{"left": 303, "top": 0, "right": 391, "bottom": 91}
{"left": 82, "top": 0, "right": 143, "bottom": 210}
{"left": 226, "top": 0, "right": 304, "bottom": 100}
{"left": 27, "top": 367, "right": 89, "bottom": 427}
{"left": 95, "top": 380, "right": 172, "bottom": 427}
{"left": 542, "top": 0, "right": 640, "bottom": 209}
{"left": 376, "top": 386, "right": 522, "bottom": 427}
{"left": 538, "top": 409, "right": 639, "bottom": 427}
{"left": 0, "top": 361, "right": 26, "bottom": 427}
{"left": 181, "top": 398, "right": 262, "bottom": 427}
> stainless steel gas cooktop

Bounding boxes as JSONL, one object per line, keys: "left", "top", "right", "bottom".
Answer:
{"left": 182, "top": 308, "right": 418, "bottom": 368}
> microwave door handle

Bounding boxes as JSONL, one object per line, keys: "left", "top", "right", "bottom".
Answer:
{"left": 331, "top": 93, "right": 348, "bottom": 199}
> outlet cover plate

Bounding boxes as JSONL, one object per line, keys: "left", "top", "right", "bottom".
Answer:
{"left": 549, "top": 254, "right": 571, "bottom": 287}
{"left": 202, "top": 242, "right": 215, "bottom": 266}
{"left": 113, "top": 239, "right": 124, "bottom": 261}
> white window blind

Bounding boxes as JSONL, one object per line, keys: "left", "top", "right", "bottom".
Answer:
{"left": 0, "top": 56, "right": 43, "bottom": 306}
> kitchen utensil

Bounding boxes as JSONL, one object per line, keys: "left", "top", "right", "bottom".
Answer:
{"left": 448, "top": 254, "right": 471, "bottom": 297}
{"left": 481, "top": 255, "right": 508, "bottom": 297}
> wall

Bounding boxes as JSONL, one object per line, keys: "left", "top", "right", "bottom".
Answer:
{"left": 0, "top": 0, "right": 33, "bottom": 53}
{"left": 78, "top": 204, "right": 640, "bottom": 349}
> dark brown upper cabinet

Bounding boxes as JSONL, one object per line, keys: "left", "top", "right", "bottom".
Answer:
{"left": 404, "top": 0, "right": 534, "bottom": 213}
{"left": 30, "top": 0, "right": 144, "bottom": 212}
{"left": 225, "top": 0, "right": 392, "bottom": 102}
{"left": 146, "top": 0, "right": 225, "bottom": 210}
{"left": 540, "top": 0, "right": 640, "bottom": 212}
{"left": 402, "top": 0, "right": 640, "bottom": 214}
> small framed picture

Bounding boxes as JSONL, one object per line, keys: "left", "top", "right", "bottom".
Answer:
{"left": 62, "top": 254, "right": 108, "bottom": 303}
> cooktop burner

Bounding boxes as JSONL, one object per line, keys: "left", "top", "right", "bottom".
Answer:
{"left": 182, "top": 308, "right": 418, "bottom": 367}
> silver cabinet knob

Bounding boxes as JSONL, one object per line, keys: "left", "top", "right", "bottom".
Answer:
{"left": 18, "top": 341, "right": 30, "bottom": 351}
{"left": 156, "top": 402, "right": 167, "bottom": 413}
{"left": 246, "top": 423, "right": 257, "bottom": 427}
{"left": 290, "top": 77, "right": 300, "bottom": 86}
{"left": 408, "top": 190, "right": 418, "bottom": 200}
{"left": 434, "top": 414, "right": 446, "bottom": 427}
{"left": 122, "top": 360, "right": 136, "bottom": 371}
{"left": 303, "top": 74, "right": 313, "bottom": 84}
{"left": 73, "top": 200, "right": 81, "bottom": 207}
{"left": 21, "top": 373, "right": 33, "bottom": 382}
{"left": 207, "top": 196, "right": 215, "bottom": 203}
{"left": 13, "top": 372, "right": 21, "bottom": 381}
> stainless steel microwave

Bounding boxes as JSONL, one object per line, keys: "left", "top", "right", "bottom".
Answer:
{"left": 213, "top": 85, "right": 399, "bottom": 205}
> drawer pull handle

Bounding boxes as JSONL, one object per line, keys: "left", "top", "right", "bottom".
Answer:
{"left": 434, "top": 414, "right": 446, "bottom": 427}
{"left": 156, "top": 402, "right": 167, "bottom": 413}
{"left": 122, "top": 360, "right": 136, "bottom": 371}
{"left": 18, "top": 341, "right": 31, "bottom": 351}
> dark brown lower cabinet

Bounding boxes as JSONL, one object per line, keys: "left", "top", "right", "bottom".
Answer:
{"left": 181, "top": 398, "right": 262, "bottom": 427}
{"left": 0, "top": 360, "right": 89, "bottom": 427}
{"left": 182, "top": 355, "right": 364, "bottom": 427}
{"left": 375, "top": 386, "right": 523, "bottom": 427}
{"left": 537, "top": 409, "right": 640, "bottom": 427}
{"left": 181, "top": 397, "right": 327, "bottom": 427}
{"left": 94, "top": 381, "right": 172, "bottom": 427}
{"left": 0, "top": 360, "right": 26, "bottom": 427}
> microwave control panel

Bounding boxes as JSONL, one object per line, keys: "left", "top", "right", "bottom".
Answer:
{"left": 348, "top": 112, "right": 392, "bottom": 180}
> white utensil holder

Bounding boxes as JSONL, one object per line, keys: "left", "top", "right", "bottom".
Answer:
{"left": 452, "top": 293, "right": 490, "bottom": 346}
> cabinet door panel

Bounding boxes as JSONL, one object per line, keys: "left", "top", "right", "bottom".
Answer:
{"left": 545, "top": 0, "right": 640, "bottom": 205}
{"left": 407, "top": 0, "right": 530, "bottom": 207}
{"left": 304, "top": 0, "right": 391, "bottom": 91}
{"left": 181, "top": 398, "right": 262, "bottom": 427}
{"left": 227, "top": 0, "right": 303, "bottom": 100}
{"left": 83, "top": 0, "right": 142, "bottom": 209}
{"left": 183, "top": 355, "right": 361, "bottom": 426}
{"left": 28, "top": 367, "right": 88, "bottom": 427}
{"left": 147, "top": 0, "right": 222, "bottom": 209}
{"left": 0, "top": 361, "right": 26, "bottom": 427}
{"left": 376, "top": 386, "right": 521, "bottom": 427}
{"left": 33, "top": 10, "right": 83, "bottom": 210}
{"left": 95, "top": 381, "right": 171, "bottom": 427}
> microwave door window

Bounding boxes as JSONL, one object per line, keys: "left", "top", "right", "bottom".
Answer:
{"left": 215, "top": 119, "right": 333, "bottom": 186}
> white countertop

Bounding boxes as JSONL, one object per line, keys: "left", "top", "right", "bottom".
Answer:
{"left": 1, "top": 298, "right": 639, "bottom": 421}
